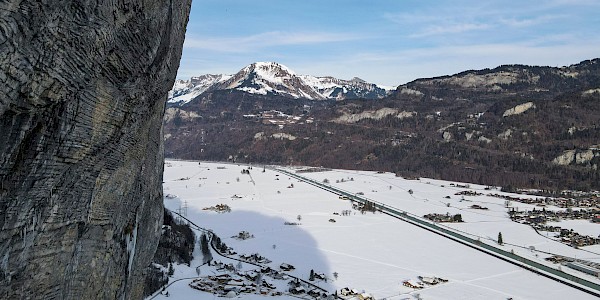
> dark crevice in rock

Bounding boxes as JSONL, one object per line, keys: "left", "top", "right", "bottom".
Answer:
{"left": 143, "top": 209, "right": 195, "bottom": 297}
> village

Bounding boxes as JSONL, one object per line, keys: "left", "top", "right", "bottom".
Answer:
{"left": 186, "top": 258, "right": 449, "bottom": 300}
{"left": 186, "top": 259, "right": 356, "bottom": 299}
{"left": 188, "top": 261, "right": 298, "bottom": 298}
{"left": 506, "top": 203, "right": 600, "bottom": 248}
{"left": 487, "top": 192, "right": 600, "bottom": 209}
{"left": 423, "top": 213, "right": 463, "bottom": 223}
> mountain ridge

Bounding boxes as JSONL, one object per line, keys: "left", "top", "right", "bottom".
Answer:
{"left": 169, "top": 62, "right": 393, "bottom": 104}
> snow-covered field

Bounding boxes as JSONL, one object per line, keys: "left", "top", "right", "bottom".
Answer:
{"left": 152, "top": 160, "right": 600, "bottom": 300}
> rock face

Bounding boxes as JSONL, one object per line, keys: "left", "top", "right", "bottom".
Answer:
{"left": 0, "top": 1, "right": 191, "bottom": 299}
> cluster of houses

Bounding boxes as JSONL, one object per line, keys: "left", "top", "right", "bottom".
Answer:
{"left": 189, "top": 260, "right": 309, "bottom": 297}
{"left": 488, "top": 192, "right": 599, "bottom": 209}
{"left": 542, "top": 225, "right": 600, "bottom": 248}
{"left": 296, "top": 167, "right": 332, "bottom": 173}
{"left": 339, "top": 288, "right": 373, "bottom": 300}
{"left": 288, "top": 279, "right": 332, "bottom": 298}
{"left": 509, "top": 209, "right": 600, "bottom": 247}
{"left": 509, "top": 207, "right": 600, "bottom": 224}
{"left": 232, "top": 231, "right": 254, "bottom": 240}
{"left": 402, "top": 276, "right": 448, "bottom": 289}
{"left": 202, "top": 203, "right": 231, "bottom": 213}
{"left": 238, "top": 253, "right": 272, "bottom": 264}
{"left": 454, "top": 190, "right": 483, "bottom": 196}
{"left": 188, "top": 272, "right": 281, "bottom": 297}
{"left": 423, "top": 213, "right": 463, "bottom": 223}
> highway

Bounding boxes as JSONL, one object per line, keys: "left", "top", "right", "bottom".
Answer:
{"left": 271, "top": 166, "right": 600, "bottom": 298}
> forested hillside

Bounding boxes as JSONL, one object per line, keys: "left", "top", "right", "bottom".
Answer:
{"left": 164, "top": 59, "right": 600, "bottom": 191}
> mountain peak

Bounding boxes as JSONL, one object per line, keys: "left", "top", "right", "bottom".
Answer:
{"left": 244, "top": 62, "right": 297, "bottom": 77}
{"left": 350, "top": 77, "right": 366, "bottom": 83}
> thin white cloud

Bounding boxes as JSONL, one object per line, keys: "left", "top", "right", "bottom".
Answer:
{"left": 549, "top": 0, "right": 600, "bottom": 6}
{"left": 291, "top": 39, "right": 600, "bottom": 86}
{"left": 409, "top": 23, "right": 491, "bottom": 38}
{"left": 183, "top": 31, "right": 364, "bottom": 53}
{"left": 499, "top": 14, "right": 567, "bottom": 28}
{"left": 383, "top": 12, "right": 438, "bottom": 24}
{"left": 384, "top": 10, "right": 494, "bottom": 38}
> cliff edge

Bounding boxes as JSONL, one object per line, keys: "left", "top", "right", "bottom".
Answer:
{"left": 0, "top": 0, "right": 191, "bottom": 299}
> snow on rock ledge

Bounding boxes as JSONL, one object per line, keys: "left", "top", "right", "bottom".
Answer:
{"left": 553, "top": 149, "right": 600, "bottom": 168}
{"left": 333, "top": 108, "right": 416, "bottom": 124}
{"left": 503, "top": 102, "right": 536, "bottom": 117}
{"left": 272, "top": 133, "right": 297, "bottom": 141}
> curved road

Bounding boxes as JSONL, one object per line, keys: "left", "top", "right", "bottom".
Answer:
{"left": 151, "top": 209, "right": 342, "bottom": 300}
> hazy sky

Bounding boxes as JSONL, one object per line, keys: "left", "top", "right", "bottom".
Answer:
{"left": 179, "top": 0, "right": 600, "bottom": 86}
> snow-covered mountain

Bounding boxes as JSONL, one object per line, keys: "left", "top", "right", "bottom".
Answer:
{"left": 214, "top": 62, "right": 325, "bottom": 100}
{"left": 169, "top": 74, "right": 232, "bottom": 104}
{"left": 169, "top": 62, "right": 394, "bottom": 104}
{"left": 300, "top": 75, "right": 392, "bottom": 100}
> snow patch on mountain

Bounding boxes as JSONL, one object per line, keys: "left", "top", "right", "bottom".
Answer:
{"left": 503, "top": 102, "right": 536, "bottom": 117}
{"left": 582, "top": 88, "right": 600, "bottom": 95}
{"left": 164, "top": 107, "right": 201, "bottom": 122}
{"left": 271, "top": 133, "right": 297, "bottom": 141}
{"left": 399, "top": 87, "right": 424, "bottom": 96}
{"left": 333, "top": 108, "right": 415, "bottom": 123}
{"left": 552, "top": 149, "right": 600, "bottom": 168}
{"left": 169, "top": 74, "right": 231, "bottom": 104}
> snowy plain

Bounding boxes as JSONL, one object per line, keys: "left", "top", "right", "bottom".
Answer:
{"left": 151, "top": 160, "right": 600, "bottom": 300}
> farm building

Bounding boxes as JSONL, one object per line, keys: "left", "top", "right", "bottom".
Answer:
{"left": 358, "top": 292, "right": 374, "bottom": 300}
{"left": 403, "top": 280, "right": 424, "bottom": 289}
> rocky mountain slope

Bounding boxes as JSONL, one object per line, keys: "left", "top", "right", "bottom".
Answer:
{"left": 0, "top": 1, "right": 190, "bottom": 299}
{"left": 169, "top": 62, "right": 392, "bottom": 104}
{"left": 164, "top": 59, "right": 600, "bottom": 191}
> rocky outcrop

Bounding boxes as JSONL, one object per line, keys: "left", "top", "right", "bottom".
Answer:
{"left": 0, "top": 1, "right": 191, "bottom": 299}
{"left": 333, "top": 108, "right": 416, "bottom": 124}
{"left": 552, "top": 149, "right": 600, "bottom": 169}
{"left": 502, "top": 102, "right": 536, "bottom": 117}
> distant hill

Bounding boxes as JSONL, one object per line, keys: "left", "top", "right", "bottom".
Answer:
{"left": 164, "top": 59, "right": 600, "bottom": 191}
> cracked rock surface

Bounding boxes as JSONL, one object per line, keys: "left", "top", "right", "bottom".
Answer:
{"left": 0, "top": 0, "right": 191, "bottom": 299}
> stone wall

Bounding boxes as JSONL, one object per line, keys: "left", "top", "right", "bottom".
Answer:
{"left": 0, "top": 0, "right": 191, "bottom": 299}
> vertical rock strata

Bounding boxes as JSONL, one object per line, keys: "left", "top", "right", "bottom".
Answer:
{"left": 0, "top": 1, "right": 191, "bottom": 299}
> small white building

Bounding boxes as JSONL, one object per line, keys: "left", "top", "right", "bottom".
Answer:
{"left": 358, "top": 292, "right": 374, "bottom": 300}
{"left": 419, "top": 276, "right": 438, "bottom": 285}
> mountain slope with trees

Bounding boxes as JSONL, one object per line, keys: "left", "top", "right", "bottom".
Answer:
{"left": 164, "top": 59, "right": 600, "bottom": 191}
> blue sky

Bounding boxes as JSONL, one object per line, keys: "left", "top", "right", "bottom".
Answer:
{"left": 179, "top": 0, "right": 600, "bottom": 86}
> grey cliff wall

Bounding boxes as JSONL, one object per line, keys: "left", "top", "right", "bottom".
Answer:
{"left": 0, "top": 1, "right": 191, "bottom": 299}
